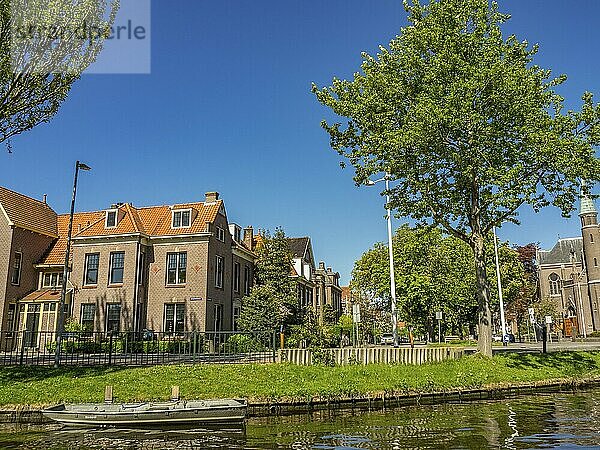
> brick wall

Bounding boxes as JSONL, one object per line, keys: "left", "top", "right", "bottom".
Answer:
{"left": 2, "top": 227, "right": 55, "bottom": 331}
{"left": 146, "top": 239, "right": 210, "bottom": 332}
{"left": 0, "top": 216, "right": 12, "bottom": 331}
{"left": 70, "top": 239, "right": 140, "bottom": 332}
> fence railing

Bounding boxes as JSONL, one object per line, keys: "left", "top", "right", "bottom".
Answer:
{"left": 280, "top": 346, "right": 465, "bottom": 366}
{"left": 0, "top": 330, "right": 277, "bottom": 366}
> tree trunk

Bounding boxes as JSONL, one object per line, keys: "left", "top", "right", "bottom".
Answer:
{"left": 473, "top": 233, "right": 493, "bottom": 357}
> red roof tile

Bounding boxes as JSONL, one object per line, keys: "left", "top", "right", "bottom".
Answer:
{"left": 20, "top": 289, "right": 61, "bottom": 302}
{"left": 38, "top": 199, "right": 224, "bottom": 265}
{"left": 0, "top": 186, "right": 57, "bottom": 237}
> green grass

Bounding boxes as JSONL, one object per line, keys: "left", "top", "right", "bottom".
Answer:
{"left": 1, "top": 351, "right": 599, "bottom": 407}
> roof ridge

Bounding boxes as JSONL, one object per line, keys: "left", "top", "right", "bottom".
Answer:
{"left": 75, "top": 215, "right": 104, "bottom": 236}
{"left": 125, "top": 203, "right": 142, "bottom": 233}
{"left": 0, "top": 185, "right": 52, "bottom": 208}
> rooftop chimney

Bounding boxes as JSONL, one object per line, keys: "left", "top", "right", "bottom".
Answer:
{"left": 205, "top": 192, "right": 219, "bottom": 203}
{"left": 42, "top": 194, "right": 47, "bottom": 204}
{"left": 243, "top": 226, "right": 254, "bottom": 250}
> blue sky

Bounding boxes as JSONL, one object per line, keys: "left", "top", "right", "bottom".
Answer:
{"left": 1, "top": 1, "right": 600, "bottom": 284}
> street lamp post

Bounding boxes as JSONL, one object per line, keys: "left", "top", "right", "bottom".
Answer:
{"left": 54, "top": 161, "right": 91, "bottom": 367}
{"left": 493, "top": 227, "right": 507, "bottom": 345}
{"left": 367, "top": 173, "right": 398, "bottom": 347}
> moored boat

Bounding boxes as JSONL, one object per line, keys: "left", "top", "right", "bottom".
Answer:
{"left": 42, "top": 398, "right": 247, "bottom": 427}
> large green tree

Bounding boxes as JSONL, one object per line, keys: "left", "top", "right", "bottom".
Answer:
{"left": 351, "top": 225, "right": 524, "bottom": 339}
{"left": 238, "top": 228, "right": 298, "bottom": 332}
{"left": 0, "top": 0, "right": 118, "bottom": 147}
{"left": 313, "top": 0, "right": 600, "bottom": 355}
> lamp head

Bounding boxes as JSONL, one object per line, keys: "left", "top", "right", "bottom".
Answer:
{"left": 78, "top": 162, "right": 92, "bottom": 171}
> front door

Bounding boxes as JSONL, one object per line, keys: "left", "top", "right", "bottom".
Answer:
{"left": 564, "top": 316, "right": 578, "bottom": 338}
{"left": 24, "top": 304, "right": 41, "bottom": 348}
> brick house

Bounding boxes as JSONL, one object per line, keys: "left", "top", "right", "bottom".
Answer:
{"left": 0, "top": 187, "right": 58, "bottom": 348}
{"left": 1, "top": 188, "right": 256, "bottom": 347}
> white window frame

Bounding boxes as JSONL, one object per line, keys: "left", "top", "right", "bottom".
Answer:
{"left": 80, "top": 303, "right": 96, "bottom": 331}
{"left": 42, "top": 272, "right": 63, "bottom": 288}
{"left": 164, "top": 303, "right": 185, "bottom": 334}
{"left": 106, "top": 303, "right": 121, "bottom": 333}
{"left": 549, "top": 273, "right": 561, "bottom": 296}
{"left": 11, "top": 252, "right": 22, "bottom": 286}
{"left": 84, "top": 253, "right": 100, "bottom": 286}
{"left": 171, "top": 209, "right": 192, "bottom": 229}
{"left": 105, "top": 209, "right": 118, "bottom": 228}
{"left": 216, "top": 226, "right": 226, "bottom": 242}
{"left": 166, "top": 252, "right": 187, "bottom": 285}
{"left": 109, "top": 251, "right": 125, "bottom": 285}
{"left": 215, "top": 255, "right": 224, "bottom": 289}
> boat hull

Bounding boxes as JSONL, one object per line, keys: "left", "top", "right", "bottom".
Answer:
{"left": 42, "top": 399, "right": 247, "bottom": 427}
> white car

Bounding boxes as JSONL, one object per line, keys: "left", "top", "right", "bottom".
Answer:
{"left": 380, "top": 333, "right": 394, "bottom": 345}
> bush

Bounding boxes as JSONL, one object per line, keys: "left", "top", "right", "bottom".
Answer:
{"left": 222, "top": 334, "right": 266, "bottom": 353}
{"left": 311, "top": 347, "right": 336, "bottom": 366}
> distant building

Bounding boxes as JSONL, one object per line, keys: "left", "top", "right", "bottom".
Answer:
{"left": 284, "top": 237, "right": 342, "bottom": 323}
{"left": 538, "top": 193, "right": 600, "bottom": 336}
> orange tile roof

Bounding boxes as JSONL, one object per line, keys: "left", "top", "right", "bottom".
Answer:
{"left": 38, "top": 199, "right": 224, "bottom": 265}
{"left": 21, "top": 288, "right": 61, "bottom": 302}
{"left": 39, "top": 212, "right": 104, "bottom": 265}
{"left": 0, "top": 186, "right": 57, "bottom": 237}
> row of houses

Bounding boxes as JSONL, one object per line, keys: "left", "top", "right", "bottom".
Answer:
{"left": 0, "top": 186, "right": 342, "bottom": 347}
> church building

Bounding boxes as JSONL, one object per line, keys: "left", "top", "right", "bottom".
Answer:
{"left": 537, "top": 194, "right": 600, "bottom": 336}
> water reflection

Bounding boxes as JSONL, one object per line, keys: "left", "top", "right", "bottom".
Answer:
{"left": 2, "top": 390, "right": 600, "bottom": 449}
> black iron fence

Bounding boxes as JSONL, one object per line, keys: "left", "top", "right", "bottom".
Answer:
{"left": 0, "top": 330, "right": 278, "bottom": 366}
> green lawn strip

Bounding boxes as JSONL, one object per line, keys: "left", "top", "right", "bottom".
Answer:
{"left": 0, "top": 351, "right": 599, "bottom": 407}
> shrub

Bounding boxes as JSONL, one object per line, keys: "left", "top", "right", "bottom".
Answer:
{"left": 222, "top": 334, "right": 266, "bottom": 353}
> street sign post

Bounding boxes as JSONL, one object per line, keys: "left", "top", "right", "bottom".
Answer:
{"left": 435, "top": 311, "right": 442, "bottom": 343}
{"left": 352, "top": 304, "right": 361, "bottom": 347}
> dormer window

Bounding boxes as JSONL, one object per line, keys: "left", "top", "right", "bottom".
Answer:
{"left": 172, "top": 209, "right": 191, "bottom": 228}
{"left": 105, "top": 209, "right": 118, "bottom": 228}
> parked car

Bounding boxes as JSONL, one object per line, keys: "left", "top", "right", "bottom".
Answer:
{"left": 380, "top": 333, "right": 394, "bottom": 345}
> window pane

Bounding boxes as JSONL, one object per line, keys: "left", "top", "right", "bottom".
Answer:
{"left": 178, "top": 252, "right": 187, "bottom": 284}
{"left": 106, "top": 210, "right": 117, "bottom": 227}
{"left": 85, "top": 254, "right": 99, "bottom": 285}
{"left": 175, "top": 304, "right": 185, "bottom": 333}
{"left": 167, "top": 253, "right": 177, "bottom": 284}
{"left": 173, "top": 211, "right": 181, "bottom": 228}
{"left": 181, "top": 211, "right": 190, "bottom": 227}
{"left": 164, "top": 304, "right": 174, "bottom": 333}
{"left": 11, "top": 253, "right": 22, "bottom": 285}
{"left": 110, "top": 252, "right": 125, "bottom": 284}
{"left": 106, "top": 304, "right": 121, "bottom": 332}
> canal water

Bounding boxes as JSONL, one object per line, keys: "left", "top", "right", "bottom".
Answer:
{"left": 1, "top": 389, "right": 600, "bottom": 449}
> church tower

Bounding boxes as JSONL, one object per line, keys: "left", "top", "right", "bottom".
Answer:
{"left": 580, "top": 185, "right": 600, "bottom": 331}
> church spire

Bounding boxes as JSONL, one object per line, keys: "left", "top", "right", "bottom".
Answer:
{"left": 580, "top": 180, "right": 597, "bottom": 216}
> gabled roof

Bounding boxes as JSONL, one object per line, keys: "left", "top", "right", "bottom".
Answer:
{"left": 538, "top": 238, "right": 584, "bottom": 266}
{"left": 0, "top": 186, "right": 57, "bottom": 237}
{"left": 39, "top": 212, "right": 104, "bottom": 265}
{"left": 286, "top": 237, "right": 310, "bottom": 259}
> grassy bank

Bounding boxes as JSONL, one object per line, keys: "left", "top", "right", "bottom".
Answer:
{"left": 1, "top": 351, "right": 599, "bottom": 407}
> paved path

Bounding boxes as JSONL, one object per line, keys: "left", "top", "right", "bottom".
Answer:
{"left": 461, "top": 340, "right": 600, "bottom": 354}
